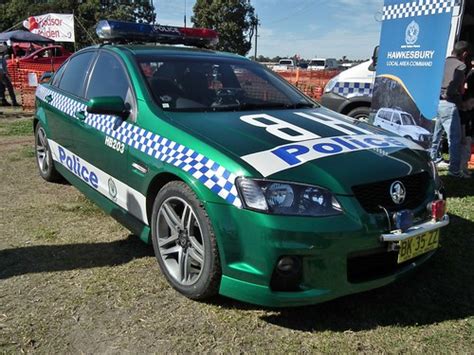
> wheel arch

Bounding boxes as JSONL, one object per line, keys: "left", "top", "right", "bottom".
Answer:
{"left": 33, "top": 106, "right": 49, "bottom": 133}
{"left": 340, "top": 98, "right": 372, "bottom": 116}
{"left": 146, "top": 172, "right": 183, "bottom": 225}
{"left": 145, "top": 168, "right": 221, "bottom": 227}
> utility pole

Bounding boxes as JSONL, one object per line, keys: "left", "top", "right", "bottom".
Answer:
{"left": 184, "top": 0, "right": 187, "bottom": 28}
{"left": 254, "top": 15, "right": 259, "bottom": 60}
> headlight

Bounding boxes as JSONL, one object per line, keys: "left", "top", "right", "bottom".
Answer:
{"left": 324, "top": 76, "right": 338, "bottom": 93}
{"left": 236, "top": 178, "right": 343, "bottom": 217}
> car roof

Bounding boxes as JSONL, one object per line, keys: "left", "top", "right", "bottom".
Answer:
{"left": 379, "top": 108, "right": 410, "bottom": 114}
{"left": 81, "top": 44, "right": 248, "bottom": 61}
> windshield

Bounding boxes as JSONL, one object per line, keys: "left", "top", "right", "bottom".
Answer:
{"left": 279, "top": 60, "right": 293, "bottom": 65}
{"left": 136, "top": 54, "right": 315, "bottom": 112}
{"left": 309, "top": 60, "right": 325, "bottom": 66}
{"left": 401, "top": 113, "right": 415, "bottom": 125}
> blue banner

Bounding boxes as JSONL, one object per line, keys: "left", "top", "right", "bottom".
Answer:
{"left": 375, "top": 0, "right": 454, "bottom": 120}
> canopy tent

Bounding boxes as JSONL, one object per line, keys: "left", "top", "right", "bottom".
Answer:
{"left": 0, "top": 30, "right": 54, "bottom": 43}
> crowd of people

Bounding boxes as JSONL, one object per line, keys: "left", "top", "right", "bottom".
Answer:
{"left": 430, "top": 40, "right": 473, "bottom": 179}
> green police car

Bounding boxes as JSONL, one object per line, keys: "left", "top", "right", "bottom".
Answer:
{"left": 34, "top": 20, "right": 449, "bottom": 307}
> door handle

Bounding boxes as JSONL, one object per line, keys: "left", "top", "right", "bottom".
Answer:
{"left": 75, "top": 110, "right": 86, "bottom": 121}
{"left": 45, "top": 95, "right": 53, "bottom": 103}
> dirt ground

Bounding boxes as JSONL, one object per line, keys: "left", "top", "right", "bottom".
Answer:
{"left": 1, "top": 113, "right": 473, "bottom": 353}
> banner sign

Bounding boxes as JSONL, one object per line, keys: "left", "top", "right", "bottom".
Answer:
{"left": 370, "top": 0, "right": 456, "bottom": 148}
{"left": 23, "top": 13, "right": 75, "bottom": 43}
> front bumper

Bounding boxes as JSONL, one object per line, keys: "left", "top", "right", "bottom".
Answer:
{"left": 205, "top": 196, "right": 445, "bottom": 307}
{"left": 381, "top": 215, "right": 449, "bottom": 242}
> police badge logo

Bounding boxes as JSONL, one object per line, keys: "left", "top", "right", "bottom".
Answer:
{"left": 108, "top": 178, "right": 117, "bottom": 200}
{"left": 405, "top": 20, "right": 420, "bottom": 45}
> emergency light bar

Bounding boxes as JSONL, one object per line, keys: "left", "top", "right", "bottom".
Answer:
{"left": 96, "top": 20, "right": 219, "bottom": 48}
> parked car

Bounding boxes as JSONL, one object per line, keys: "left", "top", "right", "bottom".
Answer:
{"left": 308, "top": 58, "right": 338, "bottom": 70}
{"left": 34, "top": 20, "right": 448, "bottom": 307}
{"left": 273, "top": 58, "right": 296, "bottom": 71}
{"left": 374, "top": 108, "right": 431, "bottom": 143}
{"left": 9, "top": 45, "right": 71, "bottom": 66}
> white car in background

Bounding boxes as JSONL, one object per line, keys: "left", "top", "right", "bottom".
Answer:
{"left": 308, "top": 58, "right": 338, "bottom": 70}
{"left": 273, "top": 58, "right": 296, "bottom": 72}
{"left": 374, "top": 108, "right": 431, "bottom": 143}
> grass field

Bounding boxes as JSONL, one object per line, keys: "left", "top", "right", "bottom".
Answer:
{"left": 1, "top": 115, "right": 473, "bottom": 353}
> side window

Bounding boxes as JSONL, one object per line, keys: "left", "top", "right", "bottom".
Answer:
{"left": 379, "top": 110, "right": 392, "bottom": 120}
{"left": 51, "top": 62, "right": 67, "bottom": 87}
{"left": 86, "top": 52, "right": 131, "bottom": 101}
{"left": 392, "top": 113, "right": 401, "bottom": 124}
{"left": 58, "top": 52, "right": 95, "bottom": 97}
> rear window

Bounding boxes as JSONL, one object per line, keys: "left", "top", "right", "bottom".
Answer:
{"left": 136, "top": 55, "right": 315, "bottom": 112}
{"left": 310, "top": 60, "right": 325, "bottom": 66}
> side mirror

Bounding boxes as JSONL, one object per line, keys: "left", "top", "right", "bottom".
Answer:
{"left": 369, "top": 45, "right": 379, "bottom": 72}
{"left": 87, "top": 96, "right": 130, "bottom": 129}
{"left": 39, "top": 71, "right": 53, "bottom": 83}
{"left": 87, "top": 96, "right": 130, "bottom": 118}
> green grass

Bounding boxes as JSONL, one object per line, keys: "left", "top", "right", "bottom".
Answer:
{"left": 0, "top": 117, "right": 473, "bottom": 353}
{"left": 0, "top": 118, "right": 33, "bottom": 136}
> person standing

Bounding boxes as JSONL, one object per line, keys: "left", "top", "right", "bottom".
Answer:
{"left": 0, "top": 43, "right": 19, "bottom": 107}
{"left": 430, "top": 41, "right": 471, "bottom": 178}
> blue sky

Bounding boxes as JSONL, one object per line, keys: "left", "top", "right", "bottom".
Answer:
{"left": 153, "top": 0, "right": 383, "bottom": 60}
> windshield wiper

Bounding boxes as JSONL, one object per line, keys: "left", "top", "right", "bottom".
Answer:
{"left": 209, "top": 102, "right": 315, "bottom": 112}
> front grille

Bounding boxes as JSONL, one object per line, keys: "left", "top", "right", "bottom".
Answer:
{"left": 352, "top": 172, "right": 430, "bottom": 213}
{"left": 347, "top": 249, "right": 426, "bottom": 283}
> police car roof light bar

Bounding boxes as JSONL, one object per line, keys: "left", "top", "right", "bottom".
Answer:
{"left": 96, "top": 20, "right": 219, "bottom": 48}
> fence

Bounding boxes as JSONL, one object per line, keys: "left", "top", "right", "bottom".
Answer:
{"left": 275, "top": 69, "right": 339, "bottom": 100}
{"left": 7, "top": 61, "right": 61, "bottom": 110}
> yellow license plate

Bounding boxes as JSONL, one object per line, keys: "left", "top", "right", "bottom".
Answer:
{"left": 397, "top": 229, "right": 440, "bottom": 264}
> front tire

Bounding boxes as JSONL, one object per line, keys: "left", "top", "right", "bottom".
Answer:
{"left": 347, "top": 106, "right": 370, "bottom": 121}
{"left": 34, "top": 123, "right": 61, "bottom": 182}
{"left": 151, "top": 181, "right": 221, "bottom": 300}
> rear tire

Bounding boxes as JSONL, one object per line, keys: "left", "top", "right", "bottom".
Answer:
{"left": 151, "top": 181, "right": 221, "bottom": 300}
{"left": 347, "top": 106, "right": 370, "bottom": 121}
{"left": 34, "top": 123, "right": 61, "bottom": 182}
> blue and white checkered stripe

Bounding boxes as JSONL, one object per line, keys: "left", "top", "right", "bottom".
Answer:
{"left": 36, "top": 85, "right": 242, "bottom": 208}
{"left": 382, "top": 0, "right": 455, "bottom": 21}
{"left": 333, "top": 82, "right": 373, "bottom": 98}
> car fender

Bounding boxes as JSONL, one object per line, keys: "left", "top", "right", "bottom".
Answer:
{"left": 34, "top": 105, "right": 50, "bottom": 134}
{"left": 398, "top": 125, "right": 413, "bottom": 138}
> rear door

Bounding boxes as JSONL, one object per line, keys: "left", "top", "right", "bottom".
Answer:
{"left": 41, "top": 51, "right": 96, "bottom": 151}
{"left": 380, "top": 109, "right": 393, "bottom": 130}
{"left": 391, "top": 112, "right": 402, "bottom": 135}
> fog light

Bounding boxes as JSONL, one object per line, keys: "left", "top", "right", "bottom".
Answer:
{"left": 277, "top": 256, "right": 299, "bottom": 273}
{"left": 271, "top": 256, "right": 303, "bottom": 292}
{"left": 430, "top": 200, "right": 446, "bottom": 221}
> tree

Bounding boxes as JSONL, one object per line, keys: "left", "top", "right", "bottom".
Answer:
{"left": 192, "top": 0, "right": 257, "bottom": 56}
{"left": 0, "top": 0, "right": 155, "bottom": 49}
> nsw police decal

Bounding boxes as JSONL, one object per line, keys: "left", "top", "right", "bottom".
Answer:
{"left": 57, "top": 145, "right": 99, "bottom": 189}
{"left": 48, "top": 140, "right": 149, "bottom": 224}
{"left": 108, "top": 178, "right": 118, "bottom": 200}
{"left": 241, "top": 135, "right": 422, "bottom": 177}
